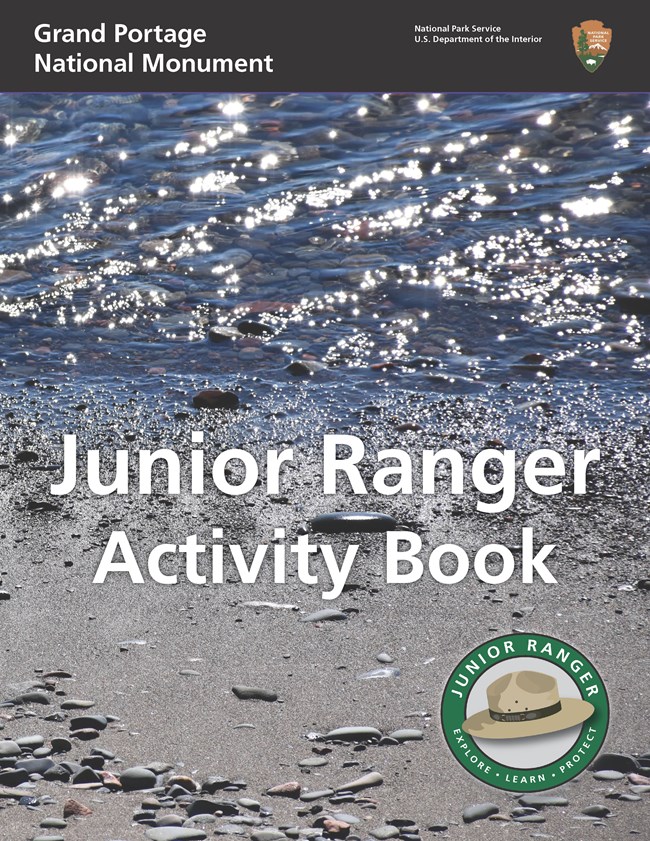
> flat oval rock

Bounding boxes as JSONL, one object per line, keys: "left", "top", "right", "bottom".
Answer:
{"left": 518, "top": 795, "right": 569, "bottom": 807}
{"left": 325, "top": 727, "right": 382, "bottom": 741}
{"left": 387, "top": 729, "right": 423, "bottom": 742}
{"left": 369, "top": 828, "right": 399, "bottom": 840}
{"left": 145, "top": 829, "right": 208, "bottom": 841}
{"left": 310, "top": 512, "right": 397, "bottom": 534}
{"left": 593, "top": 770, "right": 624, "bottom": 781}
{"left": 251, "top": 832, "right": 287, "bottom": 841}
{"left": 298, "top": 757, "right": 328, "bottom": 767}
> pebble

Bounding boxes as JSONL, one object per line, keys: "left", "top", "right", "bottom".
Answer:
{"left": 582, "top": 805, "right": 611, "bottom": 817}
{"left": 299, "top": 789, "right": 334, "bottom": 802}
{"left": 39, "top": 820, "right": 67, "bottom": 829}
{"left": 120, "top": 766, "right": 157, "bottom": 791}
{"left": 387, "top": 729, "right": 423, "bottom": 742}
{"left": 12, "top": 692, "right": 50, "bottom": 705}
{"left": 238, "top": 798, "right": 261, "bottom": 810}
{"left": 285, "top": 361, "right": 326, "bottom": 377}
{"left": 232, "top": 686, "right": 278, "bottom": 702}
{"left": 462, "top": 804, "right": 500, "bottom": 823}
{"left": 69, "top": 728, "right": 100, "bottom": 741}
{"left": 63, "top": 799, "right": 92, "bottom": 817}
{"left": 629, "top": 773, "right": 650, "bottom": 785}
{"left": 513, "top": 815, "right": 546, "bottom": 823}
{"left": 0, "top": 740, "right": 21, "bottom": 757}
{"left": 323, "top": 819, "right": 350, "bottom": 835}
{"left": 309, "top": 512, "right": 397, "bottom": 534}
{"left": 591, "top": 753, "right": 640, "bottom": 773}
{"left": 518, "top": 795, "right": 569, "bottom": 808}
{"left": 266, "top": 782, "right": 301, "bottom": 798}
{"left": 376, "top": 653, "right": 394, "bottom": 664}
{"left": 208, "top": 326, "right": 241, "bottom": 343}
{"left": 192, "top": 390, "right": 239, "bottom": 410}
{"left": 369, "top": 827, "right": 399, "bottom": 840}
{"left": 145, "top": 830, "right": 207, "bottom": 841}
{"left": 298, "top": 757, "right": 328, "bottom": 767}
{"left": 301, "top": 609, "right": 348, "bottom": 622}
{"left": 593, "top": 770, "right": 624, "bottom": 780}
{"left": 60, "top": 699, "right": 95, "bottom": 710}
{"left": 16, "top": 758, "right": 54, "bottom": 775}
{"left": 186, "top": 799, "right": 239, "bottom": 818}
{"left": 0, "top": 769, "right": 29, "bottom": 787}
{"left": 32, "top": 836, "right": 65, "bottom": 841}
{"left": 335, "top": 772, "right": 383, "bottom": 793}
{"left": 238, "top": 320, "right": 275, "bottom": 337}
{"left": 251, "top": 832, "right": 287, "bottom": 841}
{"left": 70, "top": 715, "right": 107, "bottom": 731}
{"left": 325, "top": 727, "right": 382, "bottom": 741}
{"left": 17, "top": 735, "right": 45, "bottom": 748}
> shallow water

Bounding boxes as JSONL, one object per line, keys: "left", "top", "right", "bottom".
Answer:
{"left": 0, "top": 92, "right": 648, "bottom": 423}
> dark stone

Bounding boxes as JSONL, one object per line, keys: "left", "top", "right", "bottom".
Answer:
{"left": 70, "top": 715, "right": 108, "bottom": 731}
{"left": 0, "top": 768, "right": 29, "bottom": 786}
{"left": 72, "top": 767, "right": 103, "bottom": 785}
{"left": 309, "top": 512, "right": 397, "bottom": 534}
{"left": 15, "top": 450, "right": 39, "bottom": 463}
{"left": 232, "top": 686, "right": 277, "bottom": 702}
{"left": 193, "top": 390, "right": 239, "bottom": 410}
{"left": 237, "top": 320, "right": 275, "bottom": 337}
{"left": 186, "top": 798, "right": 239, "bottom": 818}
{"left": 591, "top": 753, "right": 640, "bottom": 774}
{"left": 15, "top": 758, "right": 55, "bottom": 775}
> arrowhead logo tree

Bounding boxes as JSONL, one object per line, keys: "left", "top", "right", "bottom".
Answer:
{"left": 572, "top": 20, "right": 612, "bottom": 73}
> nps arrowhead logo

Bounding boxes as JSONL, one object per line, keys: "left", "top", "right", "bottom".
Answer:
{"left": 572, "top": 20, "right": 612, "bottom": 73}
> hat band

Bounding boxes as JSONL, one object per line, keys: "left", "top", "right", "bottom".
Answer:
{"left": 489, "top": 701, "right": 562, "bottom": 723}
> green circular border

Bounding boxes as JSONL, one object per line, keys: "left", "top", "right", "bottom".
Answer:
{"left": 441, "top": 633, "right": 609, "bottom": 792}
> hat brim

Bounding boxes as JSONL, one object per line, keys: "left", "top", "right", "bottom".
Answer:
{"left": 462, "top": 698, "right": 594, "bottom": 739}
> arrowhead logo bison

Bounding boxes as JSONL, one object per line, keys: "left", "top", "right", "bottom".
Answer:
{"left": 572, "top": 20, "right": 612, "bottom": 72}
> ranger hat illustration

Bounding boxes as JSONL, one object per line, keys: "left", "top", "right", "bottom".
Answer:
{"left": 462, "top": 670, "right": 595, "bottom": 739}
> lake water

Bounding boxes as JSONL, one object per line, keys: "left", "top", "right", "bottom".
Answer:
{"left": 0, "top": 92, "right": 648, "bottom": 428}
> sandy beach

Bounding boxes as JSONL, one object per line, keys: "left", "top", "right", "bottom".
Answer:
{"left": 0, "top": 383, "right": 647, "bottom": 840}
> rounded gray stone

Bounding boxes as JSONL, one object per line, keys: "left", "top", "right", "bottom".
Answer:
{"left": 145, "top": 830, "right": 207, "bottom": 841}
{"left": 462, "top": 803, "right": 499, "bottom": 823}
{"left": 0, "top": 740, "right": 20, "bottom": 757}
{"left": 325, "top": 726, "right": 382, "bottom": 741}
{"left": 387, "top": 729, "right": 423, "bottom": 742}
{"left": 369, "top": 827, "right": 400, "bottom": 840}
{"left": 120, "top": 766, "right": 157, "bottom": 791}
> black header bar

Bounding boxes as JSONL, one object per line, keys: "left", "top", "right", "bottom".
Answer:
{"left": 0, "top": 2, "right": 643, "bottom": 92}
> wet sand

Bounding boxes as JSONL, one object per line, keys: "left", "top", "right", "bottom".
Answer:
{"left": 0, "top": 388, "right": 648, "bottom": 840}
